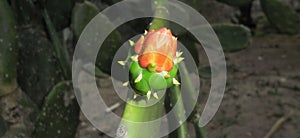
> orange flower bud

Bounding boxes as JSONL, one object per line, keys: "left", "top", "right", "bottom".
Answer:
{"left": 134, "top": 28, "right": 177, "bottom": 72}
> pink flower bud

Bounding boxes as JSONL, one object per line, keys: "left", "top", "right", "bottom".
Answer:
{"left": 134, "top": 28, "right": 177, "bottom": 72}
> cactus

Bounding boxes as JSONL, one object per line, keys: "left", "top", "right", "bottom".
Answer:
{"left": 183, "top": 24, "right": 251, "bottom": 52}
{"left": 216, "top": 0, "right": 252, "bottom": 7}
{"left": 260, "top": 0, "right": 300, "bottom": 34}
{"left": 212, "top": 24, "right": 251, "bottom": 52}
{"left": 71, "top": 1, "right": 123, "bottom": 74}
{"left": 0, "top": 0, "right": 18, "bottom": 97}
{"left": 122, "top": 28, "right": 182, "bottom": 99}
{"left": 33, "top": 82, "right": 79, "bottom": 138}
{"left": 17, "top": 27, "right": 63, "bottom": 106}
{"left": 44, "top": 0, "right": 75, "bottom": 30}
{"left": 71, "top": 1, "right": 99, "bottom": 38}
{"left": 179, "top": 0, "right": 202, "bottom": 11}
{"left": 10, "top": 0, "right": 43, "bottom": 26}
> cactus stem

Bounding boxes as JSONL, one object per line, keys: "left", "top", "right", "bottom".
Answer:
{"left": 147, "top": 91, "right": 151, "bottom": 100}
{"left": 153, "top": 92, "right": 159, "bottom": 99}
{"left": 134, "top": 73, "right": 143, "bottom": 83}
{"left": 118, "top": 61, "right": 126, "bottom": 66}
{"left": 130, "top": 55, "right": 138, "bottom": 62}
{"left": 176, "top": 57, "right": 184, "bottom": 64}
{"left": 173, "top": 78, "right": 181, "bottom": 86}
{"left": 122, "top": 81, "right": 129, "bottom": 87}
{"left": 129, "top": 40, "right": 135, "bottom": 46}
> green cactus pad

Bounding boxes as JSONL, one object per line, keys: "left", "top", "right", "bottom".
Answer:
{"left": 71, "top": 1, "right": 99, "bottom": 38}
{"left": 71, "top": 1, "right": 122, "bottom": 74}
{"left": 212, "top": 24, "right": 251, "bottom": 52}
{"left": 33, "top": 82, "right": 79, "bottom": 138}
{"left": 45, "top": 0, "right": 75, "bottom": 30}
{"left": 260, "top": 0, "right": 300, "bottom": 34}
{"left": 17, "top": 28, "right": 63, "bottom": 106}
{"left": 0, "top": 0, "right": 18, "bottom": 97}
{"left": 129, "top": 59, "right": 179, "bottom": 95}
{"left": 217, "top": 0, "right": 252, "bottom": 7}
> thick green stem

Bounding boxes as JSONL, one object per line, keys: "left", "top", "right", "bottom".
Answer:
{"left": 119, "top": 89, "right": 165, "bottom": 138}
{"left": 166, "top": 86, "right": 188, "bottom": 138}
{"left": 178, "top": 62, "right": 207, "bottom": 138}
{"left": 149, "top": 0, "right": 169, "bottom": 30}
{"left": 193, "top": 121, "right": 207, "bottom": 138}
{"left": 119, "top": 0, "right": 169, "bottom": 137}
{"left": 43, "top": 9, "right": 71, "bottom": 80}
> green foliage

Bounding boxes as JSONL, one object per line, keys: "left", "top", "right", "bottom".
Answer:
{"left": 180, "top": 24, "right": 251, "bottom": 53}
{"left": 17, "top": 27, "right": 63, "bottom": 106}
{"left": 0, "top": 0, "right": 18, "bottom": 96}
{"left": 216, "top": 0, "right": 252, "bottom": 7}
{"left": 45, "top": 0, "right": 75, "bottom": 30}
{"left": 71, "top": 1, "right": 99, "bottom": 38}
{"left": 179, "top": 0, "right": 202, "bottom": 11}
{"left": 260, "top": 0, "right": 300, "bottom": 34}
{"left": 10, "top": 0, "right": 43, "bottom": 25}
{"left": 212, "top": 24, "right": 251, "bottom": 52}
{"left": 33, "top": 82, "right": 79, "bottom": 138}
{"left": 71, "top": 1, "right": 122, "bottom": 74}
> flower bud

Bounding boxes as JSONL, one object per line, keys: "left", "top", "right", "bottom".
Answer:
{"left": 134, "top": 28, "right": 177, "bottom": 72}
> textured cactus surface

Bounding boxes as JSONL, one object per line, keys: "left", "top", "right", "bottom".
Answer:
{"left": 45, "top": 0, "right": 75, "bottom": 30}
{"left": 33, "top": 82, "right": 79, "bottom": 138}
{"left": 71, "top": 1, "right": 122, "bottom": 74}
{"left": 0, "top": 0, "right": 17, "bottom": 96}
{"left": 260, "top": 0, "right": 300, "bottom": 34}
{"left": 17, "top": 28, "right": 63, "bottom": 106}
{"left": 217, "top": 0, "right": 252, "bottom": 7}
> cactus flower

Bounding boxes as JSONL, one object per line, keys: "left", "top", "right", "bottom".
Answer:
{"left": 119, "top": 28, "right": 181, "bottom": 98}
{"left": 134, "top": 28, "right": 177, "bottom": 72}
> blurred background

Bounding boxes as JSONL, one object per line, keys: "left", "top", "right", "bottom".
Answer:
{"left": 0, "top": 0, "right": 299, "bottom": 137}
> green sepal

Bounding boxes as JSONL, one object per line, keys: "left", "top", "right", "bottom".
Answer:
{"left": 129, "top": 60, "right": 178, "bottom": 95}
